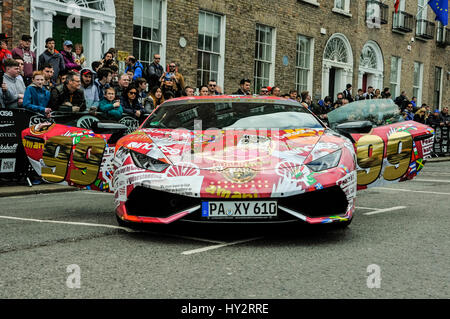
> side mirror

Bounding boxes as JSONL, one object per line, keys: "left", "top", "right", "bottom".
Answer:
{"left": 335, "top": 121, "right": 373, "bottom": 142}
{"left": 91, "top": 121, "right": 128, "bottom": 144}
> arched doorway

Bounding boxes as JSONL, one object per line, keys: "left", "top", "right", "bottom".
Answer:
{"left": 322, "top": 33, "right": 353, "bottom": 100}
{"left": 30, "top": 0, "right": 116, "bottom": 65}
{"left": 358, "top": 41, "right": 384, "bottom": 92}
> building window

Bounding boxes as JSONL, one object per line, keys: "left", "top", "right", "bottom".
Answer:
{"left": 133, "top": 0, "right": 164, "bottom": 69}
{"left": 389, "top": 56, "right": 401, "bottom": 98}
{"left": 334, "top": 0, "right": 351, "bottom": 13}
{"left": 197, "top": 11, "right": 224, "bottom": 88}
{"left": 416, "top": 0, "right": 428, "bottom": 35}
{"left": 254, "top": 24, "right": 276, "bottom": 93}
{"left": 413, "top": 61, "right": 423, "bottom": 105}
{"left": 295, "top": 35, "right": 313, "bottom": 94}
{"left": 434, "top": 67, "right": 443, "bottom": 109}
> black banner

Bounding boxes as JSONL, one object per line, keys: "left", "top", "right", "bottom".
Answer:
{"left": 432, "top": 125, "right": 450, "bottom": 156}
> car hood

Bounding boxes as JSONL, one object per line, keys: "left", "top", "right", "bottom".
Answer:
{"left": 117, "top": 128, "right": 346, "bottom": 171}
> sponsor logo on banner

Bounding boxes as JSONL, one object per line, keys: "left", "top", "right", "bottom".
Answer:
{"left": 0, "top": 158, "right": 16, "bottom": 173}
{"left": 0, "top": 132, "right": 16, "bottom": 138}
{"left": 0, "top": 111, "right": 13, "bottom": 117}
{"left": 0, "top": 144, "right": 18, "bottom": 154}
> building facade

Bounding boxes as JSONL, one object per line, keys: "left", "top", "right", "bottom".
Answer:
{"left": 1, "top": 0, "right": 449, "bottom": 108}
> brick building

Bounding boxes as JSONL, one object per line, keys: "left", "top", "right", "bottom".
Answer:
{"left": 1, "top": 0, "right": 449, "bottom": 108}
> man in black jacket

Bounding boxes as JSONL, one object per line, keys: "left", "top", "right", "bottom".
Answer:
{"left": 145, "top": 54, "right": 163, "bottom": 90}
{"left": 342, "top": 83, "right": 354, "bottom": 102}
{"left": 232, "top": 78, "right": 251, "bottom": 95}
{"left": 48, "top": 71, "right": 86, "bottom": 112}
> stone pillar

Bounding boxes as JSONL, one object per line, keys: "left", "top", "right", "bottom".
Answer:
{"left": 322, "top": 64, "right": 330, "bottom": 98}
{"left": 32, "top": 8, "right": 56, "bottom": 62}
{"left": 82, "top": 19, "right": 104, "bottom": 66}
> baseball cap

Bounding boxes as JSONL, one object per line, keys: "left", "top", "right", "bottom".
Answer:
{"left": 63, "top": 40, "right": 73, "bottom": 47}
{"left": 434, "top": 109, "right": 440, "bottom": 113}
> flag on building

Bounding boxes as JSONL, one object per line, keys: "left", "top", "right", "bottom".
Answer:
{"left": 394, "top": 0, "right": 400, "bottom": 13}
{"left": 428, "top": 0, "right": 449, "bottom": 26}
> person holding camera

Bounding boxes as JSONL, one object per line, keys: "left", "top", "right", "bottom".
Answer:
{"left": 160, "top": 62, "right": 185, "bottom": 97}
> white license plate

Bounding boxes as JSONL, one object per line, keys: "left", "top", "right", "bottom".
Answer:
{"left": 202, "top": 201, "right": 277, "bottom": 218}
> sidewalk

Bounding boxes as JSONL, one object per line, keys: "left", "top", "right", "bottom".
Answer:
{"left": 0, "top": 183, "right": 79, "bottom": 198}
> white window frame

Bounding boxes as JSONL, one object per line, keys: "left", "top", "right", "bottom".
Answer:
{"left": 197, "top": 11, "right": 226, "bottom": 89}
{"left": 413, "top": 61, "right": 423, "bottom": 106}
{"left": 416, "top": 0, "right": 428, "bottom": 35}
{"left": 389, "top": 56, "right": 402, "bottom": 98}
{"left": 254, "top": 24, "right": 276, "bottom": 93}
{"left": 333, "top": 0, "right": 351, "bottom": 16}
{"left": 132, "top": 0, "right": 167, "bottom": 69}
{"left": 295, "top": 35, "right": 314, "bottom": 94}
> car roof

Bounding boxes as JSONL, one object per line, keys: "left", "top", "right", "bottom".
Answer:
{"left": 161, "top": 95, "right": 299, "bottom": 105}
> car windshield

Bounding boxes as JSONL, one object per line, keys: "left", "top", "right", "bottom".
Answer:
{"left": 327, "top": 99, "right": 404, "bottom": 129}
{"left": 142, "top": 99, "right": 324, "bottom": 130}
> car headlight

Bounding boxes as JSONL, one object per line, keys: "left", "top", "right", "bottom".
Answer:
{"left": 130, "top": 150, "right": 170, "bottom": 172}
{"left": 306, "top": 149, "right": 342, "bottom": 172}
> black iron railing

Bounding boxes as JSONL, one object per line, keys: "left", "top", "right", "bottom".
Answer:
{"left": 392, "top": 11, "right": 414, "bottom": 33}
{"left": 416, "top": 19, "right": 435, "bottom": 39}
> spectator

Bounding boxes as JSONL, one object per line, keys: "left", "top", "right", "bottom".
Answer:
{"left": 289, "top": 89, "right": 298, "bottom": 101}
{"left": 374, "top": 88, "right": 381, "bottom": 99}
{"left": 342, "top": 84, "right": 354, "bottom": 102}
{"left": 91, "top": 61, "right": 103, "bottom": 73}
{"left": 259, "top": 86, "right": 269, "bottom": 95}
{"left": 60, "top": 40, "right": 81, "bottom": 72}
{"left": 149, "top": 86, "right": 165, "bottom": 109}
{"left": 404, "top": 103, "right": 415, "bottom": 121}
{"left": 439, "top": 107, "right": 450, "bottom": 126}
{"left": 145, "top": 54, "right": 164, "bottom": 90}
{"left": 101, "top": 51, "right": 118, "bottom": 70}
{"left": 355, "top": 89, "right": 364, "bottom": 101}
{"left": 2, "top": 59, "right": 26, "bottom": 108}
{"left": 11, "top": 34, "right": 36, "bottom": 86}
{"left": 0, "top": 33, "right": 13, "bottom": 76}
{"left": 125, "top": 56, "right": 144, "bottom": 82}
{"left": 121, "top": 85, "right": 144, "bottom": 119}
{"left": 113, "top": 73, "right": 131, "bottom": 99}
{"left": 199, "top": 85, "right": 209, "bottom": 96}
{"left": 312, "top": 96, "right": 333, "bottom": 122}
{"left": 184, "top": 86, "right": 194, "bottom": 97}
{"left": 271, "top": 86, "right": 281, "bottom": 97}
{"left": 38, "top": 37, "right": 65, "bottom": 83}
{"left": 411, "top": 96, "right": 417, "bottom": 109}
{"left": 300, "top": 91, "right": 311, "bottom": 109}
{"left": 80, "top": 68, "right": 100, "bottom": 109}
{"left": 73, "top": 43, "right": 86, "bottom": 68}
{"left": 208, "top": 80, "right": 220, "bottom": 95}
{"left": 381, "top": 87, "right": 390, "bottom": 98}
{"left": 161, "top": 62, "right": 185, "bottom": 96}
{"left": 22, "top": 71, "right": 51, "bottom": 118}
{"left": 126, "top": 70, "right": 134, "bottom": 82}
{"left": 109, "top": 65, "right": 119, "bottom": 85}
{"left": 342, "top": 98, "right": 349, "bottom": 105}
{"left": 161, "top": 78, "right": 178, "bottom": 99}
{"left": 41, "top": 63, "right": 54, "bottom": 91}
{"left": 135, "top": 77, "right": 148, "bottom": 105}
{"left": 98, "top": 87, "right": 123, "bottom": 121}
{"left": 95, "top": 67, "right": 113, "bottom": 100}
{"left": 363, "top": 86, "right": 374, "bottom": 99}
{"left": 233, "top": 78, "right": 251, "bottom": 95}
{"left": 48, "top": 71, "right": 86, "bottom": 112}
{"left": 427, "top": 109, "right": 442, "bottom": 126}
{"left": 413, "top": 107, "right": 427, "bottom": 124}
{"left": 14, "top": 57, "right": 25, "bottom": 83}
{"left": 394, "top": 91, "right": 408, "bottom": 110}
{"left": 57, "top": 69, "right": 69, "bottom": 86}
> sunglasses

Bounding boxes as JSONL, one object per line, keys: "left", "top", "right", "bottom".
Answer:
{"left": 154, "top": 57, "right": 160, "bottom": 60}
{"left": 209, "top": 84, "right": 216, "bottom": 87}
{"left": 128, "top": 91, "right": 137, "bottom": 95}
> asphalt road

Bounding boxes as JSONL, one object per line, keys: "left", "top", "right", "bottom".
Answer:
{"left": 0, "top": 161, "right": 449, "bottom": 299}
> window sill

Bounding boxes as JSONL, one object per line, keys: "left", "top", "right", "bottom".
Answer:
{"left": 300, "top": 0, "right": 320, "bottom": 7}
{"left": 332, "top": 8, "right": 352, "bottom": 18}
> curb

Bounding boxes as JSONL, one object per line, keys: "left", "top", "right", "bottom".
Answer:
{"left": 0, "top": 184, "right": 79, "bottom": 198}
{"left": 427, "top": 156, "right": 450, "bottom": 163}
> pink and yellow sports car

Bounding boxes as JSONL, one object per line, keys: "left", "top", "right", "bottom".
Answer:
{"left": 21, "top": 96, "right": 434, "bottom": 228}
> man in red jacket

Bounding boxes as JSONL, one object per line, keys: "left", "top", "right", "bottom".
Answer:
{"left": 0, "top": 33, "right": 13, "bottom": 75}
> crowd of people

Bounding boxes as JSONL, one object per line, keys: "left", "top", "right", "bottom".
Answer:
{"left": 0, "top": 33, "right": 449, "bottom": 129}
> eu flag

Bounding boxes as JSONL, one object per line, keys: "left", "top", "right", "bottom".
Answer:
{"left": 428, "top": 0, "right": 448, "bottom": 26}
